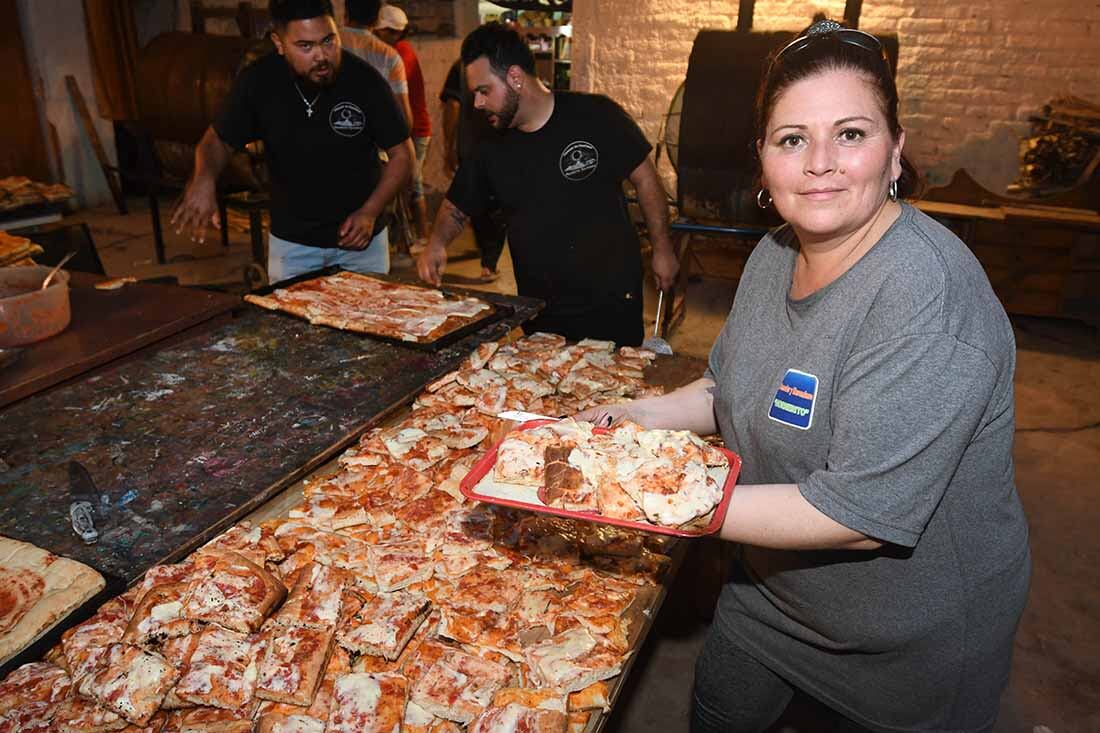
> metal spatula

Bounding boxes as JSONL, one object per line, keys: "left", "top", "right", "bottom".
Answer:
{"left": 642, "top": 290, "right": 673, "bottom": 355}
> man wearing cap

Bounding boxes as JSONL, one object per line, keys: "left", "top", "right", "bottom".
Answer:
{"left": 374, "top": 5, "right": 432, "bottom": 249}
{"left": 172, "top": 0, "right": 413, "bottom": 281}
{"left": 342, "top": 0, "right": 413, "bottom": 127}
{"left": 417, "top": 23, "right": 678, "bottom": 346}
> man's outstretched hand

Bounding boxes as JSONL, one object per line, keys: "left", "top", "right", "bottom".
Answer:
{"left": 416, "top": 242, "right": 448, "bottom": 287}
{"left": 170, "top": 178, "right": 220, "bottom": 244}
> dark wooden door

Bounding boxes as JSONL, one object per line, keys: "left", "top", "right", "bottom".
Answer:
{"left": 0, "top": 0, "right": 50, "bottom": 180}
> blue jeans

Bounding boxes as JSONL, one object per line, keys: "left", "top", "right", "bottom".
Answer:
{"left": 267, "top": 229, "right": 389, "bottom": 284}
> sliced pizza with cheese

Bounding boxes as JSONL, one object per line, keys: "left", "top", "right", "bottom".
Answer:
{"left": 271, "top": 563, "right": 348, "bottom": 630}
{"left": 337, "top": 591, "right": 430, "bottom": 660}
{"left": 326, "top": 672, "right": 408, "bottom": 733}
{"left": 173, "top": 626, "right": 264, "bottom": 710}
{"left": 181, "top": 551, "right": 286, "bottom": 633}
{"left": 83, "top": 643, "right": 178, "bottom": 725}
{"left": 409, "top": 647, "right": 510, "bottom": 724}
{"left": 255, "top": 624, "right": 334, "bottom": 706}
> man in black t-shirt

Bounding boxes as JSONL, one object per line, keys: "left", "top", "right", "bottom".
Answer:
{"left": 418, "top": 24, "right": 678, "bottom": 347}
{"left": 440, "top": 58, "right": 506, "bottom": 282}
{"left": 172, "top": 0, "right": 412, "bottom": 282}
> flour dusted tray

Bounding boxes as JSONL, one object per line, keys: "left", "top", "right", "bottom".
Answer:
{"left": 461, "top": 420, "right": 742, "bottom": 537}
{"left": 245, "top": 267, "right": 512, "bottom": 351}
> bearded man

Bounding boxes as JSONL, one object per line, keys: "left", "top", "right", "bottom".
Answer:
{"left": 173, "top": 0, "right": 412, "bottom": 281}
{"left": 417, "top": 23, "right": 677, "bottom": 347}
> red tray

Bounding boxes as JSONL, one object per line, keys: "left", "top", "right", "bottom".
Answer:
{"left": 459, "top": 420, "right": 742, "bottom": 537}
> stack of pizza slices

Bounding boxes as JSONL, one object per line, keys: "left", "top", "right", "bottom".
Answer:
{"left": 495, "top": 418, "right": 729, "bottom": 528}
{"left": 0, "top": 177, "right": 74, "bottom": 212}
{"left": 0, "top": 333, "right": 681, "bottom": 733}
{"left": 0, "top": 231, "right": 44, "bottom": 268}
{"left": 244, "top": 272, "right": 495, "bottom": 344}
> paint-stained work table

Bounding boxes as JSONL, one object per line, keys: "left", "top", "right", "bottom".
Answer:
{"left": 0, "top": 292, "right": 542, "bottom": 586}
{"left": 0, "top": 273, "right": 241, "bottom": 409}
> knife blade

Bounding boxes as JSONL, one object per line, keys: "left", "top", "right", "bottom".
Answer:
{"left": 497, "top": 410, "right": 558, "bottom": 423}
{"left": 67, "top": 461, "right": 100, "bottom": 545}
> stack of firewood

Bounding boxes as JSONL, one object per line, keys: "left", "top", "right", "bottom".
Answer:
{"left": 1009, "top": 96, "right": 1100, "bottom": 195}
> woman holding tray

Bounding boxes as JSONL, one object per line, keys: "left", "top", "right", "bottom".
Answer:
{"left": 579, "top": 20, "right": 1030, "bottom": 733}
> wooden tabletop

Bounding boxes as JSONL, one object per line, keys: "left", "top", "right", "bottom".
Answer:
{"left": 0, "top": 273, "right": 242, "bottom": 409}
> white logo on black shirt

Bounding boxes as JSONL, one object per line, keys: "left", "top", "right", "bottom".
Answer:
{"left": 560, "top": 141, "right": 599, "bottom": 181}
{"left": 330, "top": 102, "right": 365, "bottom": 137}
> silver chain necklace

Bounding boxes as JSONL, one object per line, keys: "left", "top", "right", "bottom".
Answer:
{"left": 294, "top": 82, "right": 321, "bottom": 118}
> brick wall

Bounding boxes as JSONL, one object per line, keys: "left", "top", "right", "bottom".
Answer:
{"left": 573, "top": 0, "right": 1100, "bottom": 191}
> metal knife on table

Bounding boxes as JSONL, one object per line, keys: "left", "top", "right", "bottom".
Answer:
{"left": 67, "top": 461, "right": 100, "bottom": 544}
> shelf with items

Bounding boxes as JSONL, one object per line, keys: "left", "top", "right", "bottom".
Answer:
{"left": 514, "top": 25, "right": 572, "bottom": 91}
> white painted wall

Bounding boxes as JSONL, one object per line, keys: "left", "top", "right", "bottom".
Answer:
{"left": 18, "top": 0, "right": 118, "bottom": 207}
{"left": 572, "top": 0, "right": 1100, "bottom": 192}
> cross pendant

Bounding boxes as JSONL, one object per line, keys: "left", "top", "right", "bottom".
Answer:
{"left": 307, "top": 108, "right": 313, "bottom": 118}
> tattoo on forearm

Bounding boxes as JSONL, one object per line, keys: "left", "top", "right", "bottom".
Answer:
{"left": 448, "top": 205, "right": 468, "bottom": 228}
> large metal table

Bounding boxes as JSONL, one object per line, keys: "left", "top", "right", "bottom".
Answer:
{"left": 0, "top": 291, "right": 541, "bottom": 587}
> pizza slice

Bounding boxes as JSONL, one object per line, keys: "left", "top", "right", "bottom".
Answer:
{"left": 336, "top": 590, "right": 430, "bottom": 660}
{"left": 52, "top": 695, "right": 129, "bottom": 733}
{"left": 288, "top": 495, "right": 369, "bottom": 531}
{"left": 567, "top": 680, "right": 610, "bottom": 712}
{"left": 326, "top": 672, "right": 408, "bottom": 733}
{"left": 61, "top": 599, "right": 133, "bottom": 686}
{"left": 561, "top": 582, "right": 636, "bottom": 619}
{"left": 173, "top": 626, "right": 264, "bottom": 710}
{"left": 158, "top": 633, "right": 201, "bottom": 710}
{"left": 83, "top": 643, "right": 178, "bottom": 725}
{"left": 523, "top": 628, "right": 623, "bottom": 693}
{"left": 181, "top": 551, "right": 287, "bottom": 633}
{"left": 254, "top": 712, "right": 326, "bottom": 733}
{"left": 464, "top": 341, "right": 500, "bottom": 371}
{"left": 271, "top": 563, "right": 348, "bottom": 630}
{"left": 494, "top": 431, "right": 555, "bottom": 487}
{"left": 636, "top": 460, "right": 722, "bottom": 527}
{"left": 468, "top": 687, "right": 568, "bottom": 733}
{"left": 409, "top": 647, "right": 511, "bottom": 724}
{"left": 0, "top": 661, "right": 71, "bottom": 717}
{"left": 122, "top": 583, "right": 193, "bottom": 648}
{"left": 174, "top": 704, "right": 256, "bottom": 733}
{"left": 366, "top": 542, "right": 433, "bottom": 593}
{"left": 195, "top": 522, "right": 285, "bottom": 567}
{"left": 255, "top": 624, "right": 335, "bottom": 706}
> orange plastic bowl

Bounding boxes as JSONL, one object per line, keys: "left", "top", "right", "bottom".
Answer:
{"left": 0, "top": 265, "right": 71, "bottom": 347}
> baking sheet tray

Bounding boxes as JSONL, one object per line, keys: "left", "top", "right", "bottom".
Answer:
{"left": 247, "top": 267, "right": 512, "bottom": 352}
{"left": 460, "top": 420, "right": 742, "bottom": 537}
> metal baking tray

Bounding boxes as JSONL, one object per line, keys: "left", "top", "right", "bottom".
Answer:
{"left": 247, "top": 266, "right": 513, "bottom": 352}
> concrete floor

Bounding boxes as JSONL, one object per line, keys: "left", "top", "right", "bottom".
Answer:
{"left": 69, "top": 199, "right": 1100, "bottom": 732}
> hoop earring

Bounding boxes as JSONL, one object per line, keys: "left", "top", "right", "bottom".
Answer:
{"left": 888, "top": 179, "right": 898, "bottom": 201}
{"left": 756, "top": 189, "right": 772, "bottom": 209}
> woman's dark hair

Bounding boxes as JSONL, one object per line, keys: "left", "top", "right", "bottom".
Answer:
{"left": 345, "top": 0, "right": 381, "bottom": 26}
{"left": 270, "top": 0, "right": 334, "bottom": 28}
{"left": 461, "top": 22, "right": 536, "bottom": 79}
{"left": 754, "top": 21, "right": 920, "bottom": 198}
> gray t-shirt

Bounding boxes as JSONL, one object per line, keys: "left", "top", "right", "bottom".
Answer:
{"left": 706, "top": 204, "right": 1030, "bottom": 732}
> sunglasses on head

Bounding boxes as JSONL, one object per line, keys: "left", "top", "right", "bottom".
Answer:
{"left": 774, "top": 19, "right": 887, "bottom": 65}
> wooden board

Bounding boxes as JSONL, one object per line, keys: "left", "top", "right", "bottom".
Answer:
{"left": 0, "top": 293, "right": 542, "bottom": 587}
{"left": 0, "top": 273, "right": 241, "bottom": 409}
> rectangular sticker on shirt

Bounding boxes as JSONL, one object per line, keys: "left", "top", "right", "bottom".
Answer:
{"left": 768, "top": 369, "right": 818, "bottom": 430}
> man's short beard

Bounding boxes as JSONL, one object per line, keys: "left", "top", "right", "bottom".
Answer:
{"left": 494, "top": 85, "right": 520, "bottom": 129}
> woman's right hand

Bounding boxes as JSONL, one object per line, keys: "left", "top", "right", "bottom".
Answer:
{"left": 574, "top": 402, "right": 637, "bottom": 428}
